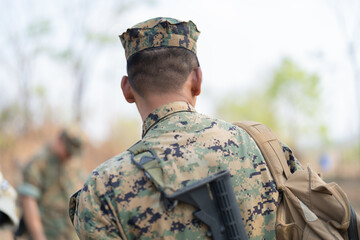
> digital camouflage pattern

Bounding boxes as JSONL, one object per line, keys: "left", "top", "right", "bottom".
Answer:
{"left": 119, "top": 17, "right": 200, "bottom": 60}
{"left": 70, "top": 101, "right": 301, "bottom": 239}
{"left": 18, "top": 145, "right": 86, "bottom": 240}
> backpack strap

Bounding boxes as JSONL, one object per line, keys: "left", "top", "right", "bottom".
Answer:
{"left": 233, "top": 121, "right": 291, "bottom": 187}
{"left": 128, "top": 141, "right": 178, "bottom": 211}
{"left": 128, "top": 141, "right": 165, "bottom": 189}
{"left": 348, "top": 205, "right": 360, "bottom": 240}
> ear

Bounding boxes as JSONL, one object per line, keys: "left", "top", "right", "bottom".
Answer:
{"left": 121, "top": 76, "right": 136, "bottom": 103}
{"left": 191, "top": 67, "right": 202, "bottom": 96}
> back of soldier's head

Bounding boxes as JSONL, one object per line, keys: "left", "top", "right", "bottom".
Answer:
{"left": 120, "top": 17, "right": 200, "bottom": 96}
{"left": 126, "top": 47, "right": 199, "bottom": 96}
{"left": 59, "top": 128, "right": 82, "bottom": 157}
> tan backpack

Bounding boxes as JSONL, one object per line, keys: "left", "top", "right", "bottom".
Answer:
{"left": 234, "top": 121, "right": 360, "bottom": 240}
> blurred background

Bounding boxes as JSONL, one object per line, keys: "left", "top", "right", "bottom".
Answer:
{"left": 0, "top": 0, "right": 359, "bottom": 236}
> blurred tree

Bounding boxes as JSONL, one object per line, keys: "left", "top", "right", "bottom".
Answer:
{"left": 328, "top": 0, "right": 360, "bottom": 159}
{"left": 53, "top": 0, "right": 156, "bottom": 124}
{"left": 0, "top": 102, "right": 20, "bottom": 149}
{"left": 0, "top": 0, "right": 157, "bottom": 133}
{"left": 217, "top": 58, "right": 327, "bottom": 148}
{"left": 0, "top": 1, "right": 52, "bottom": 133}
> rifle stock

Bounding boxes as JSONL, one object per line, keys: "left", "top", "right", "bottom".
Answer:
{"left": 166, "top": 170, "right": 247, "bottom": 240}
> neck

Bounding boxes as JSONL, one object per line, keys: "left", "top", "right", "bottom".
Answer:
{"left": 129, "top": 68, "right": 202, "bottom": 122}
{"left": 136, "top": 92, "right": 196, "bottom": 122}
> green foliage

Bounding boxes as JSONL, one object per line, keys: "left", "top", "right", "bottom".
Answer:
{"left": 269, "top": 58, "right": 320, "bottom": 116}
{"left": 0, "top": 102, "right": 21, "bottom": 148}
{"left": 56, "top": 48, "right": 74, "bottom": 60}
{"left": 216, "top": 58, "right": 328, "bottom": 146}
{"left": 34, "top": 85, "right": 46, "bottom": 97}
{"left": 218, "top": 92, "right": 278, "bottom": 129}
{"left": 27, "top": 19, "right": 52, "bottom": 37}
{"left": 0, "top": 102, "right": 21, "bottom": 130}
{"left": 85, "top": 30, "right": 116, "bottom": 44}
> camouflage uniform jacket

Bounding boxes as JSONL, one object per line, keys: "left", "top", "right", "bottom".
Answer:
{"left": 70, "top": 101, "right": 300, "bottom": 240}
{"left": 19, "top": 145, "right": 85, "bottom": 240}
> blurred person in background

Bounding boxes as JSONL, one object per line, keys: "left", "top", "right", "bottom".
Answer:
{"left": 18, "top": 128, "right": 86, "bottom": 240}
{"left": 0, "top": 171, "right": 19, "bottom": 232}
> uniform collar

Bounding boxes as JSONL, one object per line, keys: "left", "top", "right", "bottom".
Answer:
{"left": 142, "top": 101, "right": 196, "bottom": 137}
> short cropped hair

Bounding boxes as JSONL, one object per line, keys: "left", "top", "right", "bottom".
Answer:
{"left": 126, "top": 47, "right": 199, "bottom": 96}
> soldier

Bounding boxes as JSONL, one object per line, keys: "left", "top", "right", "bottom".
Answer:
{"left": 70, "top": 17, "right": 301, "bottom": 239}
{"left": 18, "top": 129, "right": 86, "bottom": 240}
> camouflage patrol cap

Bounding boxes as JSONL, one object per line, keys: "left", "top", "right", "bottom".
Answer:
{"left": 119, "top": 17, "right": 200, "bottom": 60}
{"left": 59, "top": 128, "right": 82, "bottom": 156}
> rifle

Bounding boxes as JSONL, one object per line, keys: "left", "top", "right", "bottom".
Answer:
{"left": 129, "top": 143, "right": 248, "bottom": 240}
{"left": 164, "top": 170, "right": 248, "bottom": 240}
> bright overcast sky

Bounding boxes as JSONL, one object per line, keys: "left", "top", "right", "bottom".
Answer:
{"left": 1, "top": 0, "right": 359, "bottom": 143}
{"left": 90, "top": 0, "right": 359, "bottom": 142}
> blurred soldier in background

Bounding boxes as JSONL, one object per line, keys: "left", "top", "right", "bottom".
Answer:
{"left": 18, "top": 128, "right": 86, "bottom": 240}
{"left": 0, "top": 171, "right": 19, "bottom": 231}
